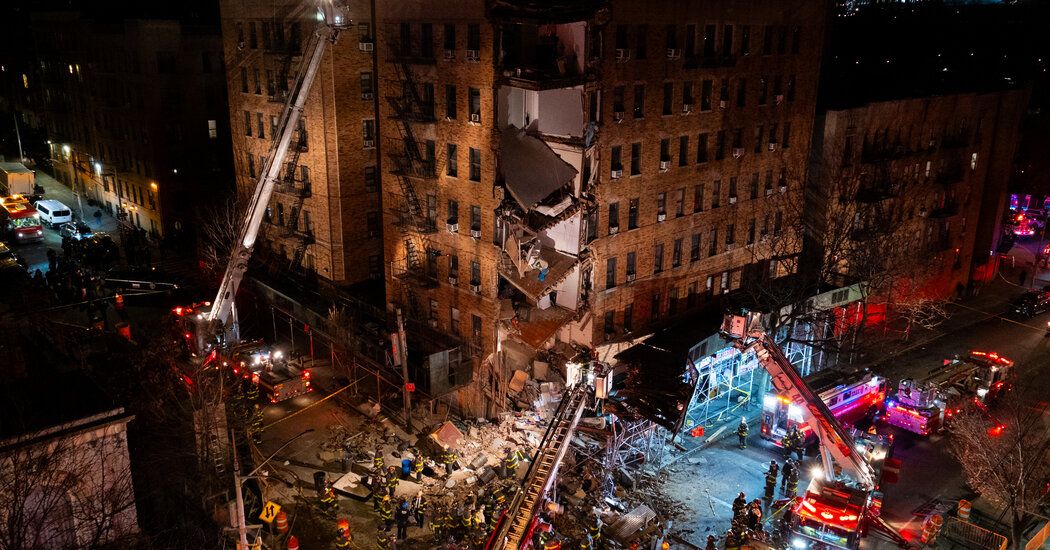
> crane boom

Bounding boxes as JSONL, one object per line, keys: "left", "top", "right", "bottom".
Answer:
{"left": 206, "top": 8, "right": 347, "bottom": 340}
{"left": 721, "top": 312, "right": 876, "bottom": 489}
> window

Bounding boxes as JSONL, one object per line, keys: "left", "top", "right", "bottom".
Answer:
{"left": 606, "top": 258, "right": 617, "bottom": 289}
{"left": 737, "top": 78, "right": 747, "bottom": 108}
{"left": 429, "top": 299, "right": 439, "bottom": 321}
{"left": 468, "top": 88, "right": 481, "bottom": 121}
{"left": 741, "top": 25, "right": 751, "bottom": 55}
{"left": 769, "top": 122, "right": 779, "bottom": 146}
{"left": 604, "top": 311, "right": 615, "bottom": 336}
{"left": 470, "top": 205, "right": 481, "bottom": 231}
{"left": 633, "top": 84, "right": 645, "bottom": 118}
{"left": 253, "top": 67, "right": 261, "bottom": 94}
{"left": 774, "top": 210, "right": 783, "bottom": 235}
{"left": 363, "top": 119, "right": 375, "bottom": 145}
{"left": 693, "top": 184, "right": 704, "bottom": 212}
{"left": 732, "top": 128, "right": 743, "bottom": 150}
{"left": 441, "top": 85, "right": 457, "bottom": 120}
{"left": 364, "top": 166, "right": 377, "bottom": 192}
{"left": 623, "top": 303, "right": 633, "bottom": 332}
{"left": 651, "top": 293, "right": 661, "bottom": 319}
{"left": 654, "top": 243, "right": 664, "bottom": 274}
{"left": 656, "top": 192, "right": 666, "bottom": 217}
{"left": 262, "top": 22, "right": 272, "bottom": 50}
{"left": 301, "top": 165, "right": 311, "bottom": 192}
{"left": 635, "top": 24, "right": 647, "bottom": 59}
{"left": 361, "top": 72, "right": 374, "bottom": 96}
{"left": 447, "top": 200, "right": 460, "bottom": 226}
{"left": 630, "top": 143, "right": 641, "bottom": 175}
{"left": 672, "top": 238, "right": 682, "bottom": 267}
{"left": 608, "top": 202, "right": 620, "bottom": 232}
{"left": 470, "top": 260, "right": 481, "bottom": 285}
{"left": 683, "top": 81, "right": 694, "bottom": 107}
{"left": 249, "top": 22, "right": 258, "bottom": 49}
{"left": 358, "top": 23, "right": 371, "bottom": 43}
{"left": 446, "top": 144, "right": 457, "bottom": 177}
{"left": 659, "top": 139, "right": 670, "bottom": 163}
{"left": 276, "top": 203, "right": 285, "bottom": 225}
{"left": 726, "top": 223, "right": 735, "bottom": 245}
{"left": 712, "top": 179, "right": 721, "bottom": 208}
{"left": 715, "top": 130, "right": 725, "bottom": 160}
{"left": 615, "top": 24, "right": 628, "bottom": 50}
{"left": 708, "top": 228, "right": 718, "bottom": 256}
{"left": 666, "top": 25, "right": 678, "bottom": 49}
{"left": 697, "top": 133, "right": 708, "bottom": 163}
{"left": 685, "top": 24, "right": 696, "bottom": 56}
{"left": 761, "top": 214, "right": 769, "bottom": 237}
{"left": 747, "top": 220, "right": 756, "bottom": 244}
{"left": 628, "top": 198, "right": 639, "bottom": 229}
{"left": 427, "top": 194, "right": 438, "bottom": 227}
{"left": 611, "top": 146, "right": 623, "bottom": 172}
{"left": 791, "top": 26, "right": 801, "bottom": 54}
{"left": 773, "top": 75, "right": 783, "bottom": 99}
{"left": 444, "top": 24, "right": 456, "bottom": 51}
{"left": 703, "top": 24, "right": 716, "bottom": 57}
{"left": 256, "top": 112, "right": 265, "bottom": 139}
{"left": 240, "top": 67, "right": 248, "bottom": 93}
{"left": 399, "top": 23, "right": 412, "bottom": 56}
{"left": 787, "top": 74, "right": 796, "bottom": 102}
{"left": 613, "top": 86, "right": 625, "bottom": 114}
{"left": 626, "top": 252, "right": 636, "bottom": 277}
{"left": 777, "top": 26, "right": 787, "bottom": 54}
{"left": 722, "top": 25, "right": 733, "bottom": 56}
{"left": 701, "top": 80, "right": 712, "bottom": 111}
{"left": 207, "top": 119, "right": 217, "bottom": 139}
{"left": 421, "top": 23, "right": 434, "bottom": 59}
{"left": 759, "top": 75, "right": 768, "bottom": 105}
{"left": 678, "top": 136, "right": 689, "bottom": 167}
{"left": 765, "top": 169, "right": 774, "bottom": 193}
{"left": 662, "top": 83, "right": 673, "bottom": 115}
{"left": 271, "top": 115, "right": 278, "bottom": 136}
{"left": 783, "top": 122, "right": 792, "bottom": 149}
{"left": 449, "top": 254, "right": 459, "bottom": 279}
{"left": 243, "top": 111, "right": 252, "bottom": 136}
{"left": 469, "top": 147, "right": 481, "bottom": 181}
{"left": 720, "top": 78, "right": 730, "bottom": 105}
{"left": 247, "top": 154, "right": 256, "bottom": 178}
{"left": 754, "top": 125, "right": 764, "bottom": 154}
{"left": 669, "top": 287, "right": 679, "bottom": 315}
{"left": 763, "top": 25, "right": 773, "bottom": 55}
{"left": 750, "top": 173, "right": 759, "bottom": 199}
{"left": 675, "top": 188, "right": 685, "bottom": 217}
{"left": 467, "top": 23, "right": 480, "bottom": 51}
{"left": 237, "top": 22, "right": 244, "bottom": 45}
{"left": 450, "top": 307, "right": 460, "bottom": 335}
{"left": 690, "top": 233, "right": 701, "bottom": 261}
{"left": 728, "top": 176, "right": 737, "bottom": 200}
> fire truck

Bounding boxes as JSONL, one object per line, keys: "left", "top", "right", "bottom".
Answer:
{"left": 761, "top": 369, "right": 886, "bottom": 450}
{"left": 0, "top": 196, "right": 43, "bottom": 243}
{"left": 721, "top": 311, "right": 907, "bottom": 550}
{"left": 210, "top": 340, "right": 312, "bottom": 403}
{"left": 884, "top": 350, "right": 1012, "bottom": 436}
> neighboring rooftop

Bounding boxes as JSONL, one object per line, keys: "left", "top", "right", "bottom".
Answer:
{"left": 0, "top": 370, "right": 125, "bottom": 443}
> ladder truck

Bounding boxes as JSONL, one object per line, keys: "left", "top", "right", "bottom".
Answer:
{"left": 761, "top": 369, "right": 886, "bottom": 450}
{"left": 187, "top": 1, "right": 351, "bottom": 353}
{"left": 721, "top": 311, "right": 909, "bottom": 550}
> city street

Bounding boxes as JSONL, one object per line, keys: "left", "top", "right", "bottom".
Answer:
{"left": 9, "top": 168, "right": 119, "bottom": 273}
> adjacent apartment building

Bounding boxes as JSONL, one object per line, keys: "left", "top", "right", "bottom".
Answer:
{"left": 219, "top": 0, "right": 381, "bottom": 285}
{"left": 28, "top": 11, "right": 230, "bottom": 238}
{"left": 376, "top": 0, "right": 827, "bottom": 414}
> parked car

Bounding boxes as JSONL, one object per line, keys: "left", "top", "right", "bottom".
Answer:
{"left": 0, "top": 242, "right": 26, "bottom": 272}
{"left": 1009, "top": 288, "right": 1050, "bottom": 318}
{"left": 59, "top": 221, "right": 94, "bottom": 241}
{"left": 103, "top": 267, "right": 183, "bottom": 293}
{"left": 33, "top": 199, "right": 73, "bottom": 228}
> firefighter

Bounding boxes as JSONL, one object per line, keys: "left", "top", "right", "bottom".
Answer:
{"left": 386, "top": 465, "right": 400, "bottom": 496}
{"left": 372, "top": 472, "right": 386, "bottom": 511}
{"left": 764, "top": 462, "right": 778, "bottom": 498}
{"left": 705, "top": 534, "right": 717, "bottom": 550}
{"left": 588, "top": 514, "right": 602, "bottom": 548}
{"left": 374, "top": 446, "right": 385, "bottom": 472}
{"left": 412, "top": 450, "right": 426, "bottom": 481}
{"left": 746, "top": 499, "right": 763, "bottom": 531}
{"left": 429, "top": 506, "right": 446, "bottom": 543}
{"left": 781, "top": 458, "right": 796, "bottom": 491}
{"left": 732, "top": 492, "right": 748, "bottom": 518}
{"left": 737, "top": 418, "right": 749, "bottom": 449}
{"left": 376, "top": 527, "right": 392, "bottom": 550}
{"left": 335, "top": 523, "right": 352, "bottom": 549}
{"left": 440, "top": 445, "right": 457, "bottom": 476}
{"left": 379, "top": 495, "right": 394, "bottom": 531}
{"left": 320, "top": 481, "right": 338, "bottom": 518}
{"left": 578, "top": 534, "right": 593, "bottom": 549}
{"left": 785, "top": 465, "right": 800, "bottom": 497}
{"left": 502, "top": 447, "right": 525, "bottom": 478}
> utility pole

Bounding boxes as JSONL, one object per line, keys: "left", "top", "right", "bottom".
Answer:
{"left": 396, "top": 308, "right": 411, "bottom": 431}
{"left": 12, "top": 112, "right": 24, "bottom": 162}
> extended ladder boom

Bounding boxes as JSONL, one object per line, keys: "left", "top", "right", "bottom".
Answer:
{"left": 496, "top": 384, "right": 589, "bottom": 549}
{"left": 722, "top": 313, "right": 876, "bottom": 489}
{"left": 207, "top": 7, "right": 347, "bottom": 339}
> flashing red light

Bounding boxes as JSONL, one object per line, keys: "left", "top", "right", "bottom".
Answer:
{"left": 184, "top": 332, "right": 192, "bottom": 340}
{"left": 989, "top": 425, "right": 1006, "bottom": 436}
{"left": 173, "top": 306, "right": 184, "bottom": 316}
{"left": 406, "top": 382, "right": 416, "bottom": 392}
{"left": 303, "top": 370, "right": 311, "bottom": 379}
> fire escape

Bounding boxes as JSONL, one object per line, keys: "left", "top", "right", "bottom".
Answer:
{"left": 386, "top": 35, "right": 438, "bottom": 318}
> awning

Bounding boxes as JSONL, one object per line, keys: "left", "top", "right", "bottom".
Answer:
{"left": 500, "top": 126, "right": 577, "bottom": 210}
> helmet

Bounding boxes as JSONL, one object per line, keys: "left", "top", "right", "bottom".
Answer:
{"left": 383, "top": 495, "right": 391, "bottom": 502}
{"left": 738, "top": 491, "right": 745, "bottom": 498}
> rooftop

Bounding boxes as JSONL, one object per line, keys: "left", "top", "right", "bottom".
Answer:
{"left": 0, "top": 370, "right": 127, "bottom": 445}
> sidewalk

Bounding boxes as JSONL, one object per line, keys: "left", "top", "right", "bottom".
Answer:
{"left": 35, "top": 169, "right": 119, "bottom": 234}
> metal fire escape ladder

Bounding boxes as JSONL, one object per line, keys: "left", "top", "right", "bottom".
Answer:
{"left": 206, "top": 9, "right": 348, "bottom": 339}
{"left": 496, "top": 384, "right": 590, "bottom": 549}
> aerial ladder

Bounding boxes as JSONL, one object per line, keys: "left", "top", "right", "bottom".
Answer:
{"left": 491, "top": 383, "right": 590, "bottom": 549}
{"left": 194, "top": 2, "right": 351, "bottom": 350}
{"left": 720, "top": 311, "right": 911, "bottom": 549}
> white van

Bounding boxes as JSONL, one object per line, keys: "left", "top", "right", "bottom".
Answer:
{"left": 34, "top": 199, "right": 73, "bottom": 228}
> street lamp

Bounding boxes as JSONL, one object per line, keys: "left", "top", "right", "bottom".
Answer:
{"left": 231, "top": 428, "right": 315, "bottom": 549}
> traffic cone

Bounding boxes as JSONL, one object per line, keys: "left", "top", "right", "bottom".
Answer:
{"left": 287, "top": 535, "right": 299, "bottom": 550}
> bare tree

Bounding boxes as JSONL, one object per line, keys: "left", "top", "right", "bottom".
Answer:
{"left": 0, "top": 430, "right": 138, "bottom": 549}
{"left": 195, "top": 194, "right": 246, "bottom": 281}
{"left": 948, "top": 391, "right": 1050, "bottom": 549}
